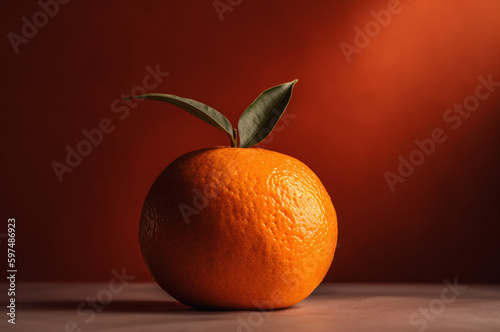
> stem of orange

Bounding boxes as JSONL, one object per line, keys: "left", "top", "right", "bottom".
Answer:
{"left": 232, "top": 129, "right": 238, "bottom": 148}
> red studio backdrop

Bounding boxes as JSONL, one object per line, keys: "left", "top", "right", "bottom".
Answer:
{"left": 1, "top": 0, "right": 499, "bottom": 283}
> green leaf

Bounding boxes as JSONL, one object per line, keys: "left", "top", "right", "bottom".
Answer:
{"left": 125, "top": 93, "right": 236, "bottom": 147}
{"left": 238, "top": 80, "right": 297, "bottom": 148}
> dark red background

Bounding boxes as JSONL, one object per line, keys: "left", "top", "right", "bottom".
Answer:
{"left": 1, "top": 0, "right": 499, "bottom": 283}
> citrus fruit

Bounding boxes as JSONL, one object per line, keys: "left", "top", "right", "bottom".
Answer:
{"left": 129, "top": 80, "right": 338, "bottom": 310}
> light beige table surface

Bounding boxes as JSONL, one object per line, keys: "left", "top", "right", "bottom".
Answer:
{"left": 1, "top": 282, "right": 499, "bottom": 332}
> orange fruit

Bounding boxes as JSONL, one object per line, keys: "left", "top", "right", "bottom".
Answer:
{"left": 129, "top": 80, "right": 338, "bottom": 309}
{"left": 139, "top": 147, "right": 337, "bottom": 309}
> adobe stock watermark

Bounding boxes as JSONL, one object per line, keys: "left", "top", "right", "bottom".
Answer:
{"left": 213, "top": 0, "right": 244, "bottom": 22}
{"left": 178, "top": 108, "right": 297, "bottom": 225}
{"left": 405, "top": 278, "right": 467, "bottom": 332}
{"left": 51, "top": 64, "right": 170, "bottom": 183}
{"left": 65, "top": 267, "right": 135, "bottom": 332}
{"left": 340, "top": 0, "right": 409, "bottom": 64}
{"left": 384, "top": 73, "right": 500, "bottom": 192}
{"left": 236, "top": 245, "right": 336, "bottom": 332}
{"left": 7, "top": 0, "right": 71, "bottom": 54}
